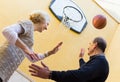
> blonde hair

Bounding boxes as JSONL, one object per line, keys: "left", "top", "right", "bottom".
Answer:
{"left": 29, "top": 10, "right": 50, "bottom": 24}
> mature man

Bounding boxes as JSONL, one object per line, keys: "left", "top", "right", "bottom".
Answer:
{"left": 29, "top": 37, "right": 109, "bottom": 82}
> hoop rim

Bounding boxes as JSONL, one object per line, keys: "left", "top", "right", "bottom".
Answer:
{"left": 63, "top": 6, "right": 83, "bottom": 22}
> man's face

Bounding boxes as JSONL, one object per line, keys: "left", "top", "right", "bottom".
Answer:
{"left": 88, "top": 41, "right": 96, "bottom": 56}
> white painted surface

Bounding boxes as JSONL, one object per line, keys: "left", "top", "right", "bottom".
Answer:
{"left": 95, "top": 0, "right": 120, "bottom": 23}
{"left": 8, "top": 70, "right": 34, "bottom": 82}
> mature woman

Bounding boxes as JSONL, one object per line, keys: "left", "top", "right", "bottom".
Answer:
{"left": 0, "top": 10, "right": 62, "bottom": 82}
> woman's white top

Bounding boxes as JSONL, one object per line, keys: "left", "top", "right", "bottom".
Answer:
{"left": 0, "top": 20, "right": 34, "bottom": 82}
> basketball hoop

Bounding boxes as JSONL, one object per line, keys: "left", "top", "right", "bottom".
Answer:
{"left": 49, "top": 0, "right": 87, "bottom": 33}
{"left": 62, "top": 6, "right": 83, "bottom": 29}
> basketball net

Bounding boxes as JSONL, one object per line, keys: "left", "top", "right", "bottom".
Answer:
{"left": 60, "top": 6, "right": 83, "bottom": 32}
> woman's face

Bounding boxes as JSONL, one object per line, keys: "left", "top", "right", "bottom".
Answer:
{"left": 36, "top": 22, "right": 49, "bottom": 32}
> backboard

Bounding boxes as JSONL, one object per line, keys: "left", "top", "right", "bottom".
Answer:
{"left": 49, "top": 0, "right": 87, "bottom": 33}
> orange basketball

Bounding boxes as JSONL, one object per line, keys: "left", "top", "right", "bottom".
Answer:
{"left": 92, "top": 15, "right": 107, "bottom": 29}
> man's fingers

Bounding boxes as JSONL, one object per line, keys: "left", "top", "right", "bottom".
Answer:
{"left": 29, "top": 70, "right": 37, "bottom": 74}
{"left": 79, "top": 48, "right": 85, "bottom": 57}
{"left": 31, "top": 74, "right": 40, "bottom": 77}
{"left": 41, "top": 61, "right": 48, "bottom": 68}
{"left": 81, "top": 48, "right": 85, "bottom": 54}
{"left": 29, "top": 70, "right": 36, "bottom": 73}
{"left": 29, "top": 64, "right": 41, "bottom": 71}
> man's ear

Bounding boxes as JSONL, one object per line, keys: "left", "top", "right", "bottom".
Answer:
{"left": 93, "top": 42, "right": 97, "bottom": 49}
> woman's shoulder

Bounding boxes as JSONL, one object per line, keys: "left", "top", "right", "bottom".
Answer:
{"left": 18, "top": 20, "right": 34, "bottom": 30}
{"left": 17, "top": 20, "right": 34, "bottom": 35}
{"left": 18, "top": 20, "right": 33, "bottom": 25}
